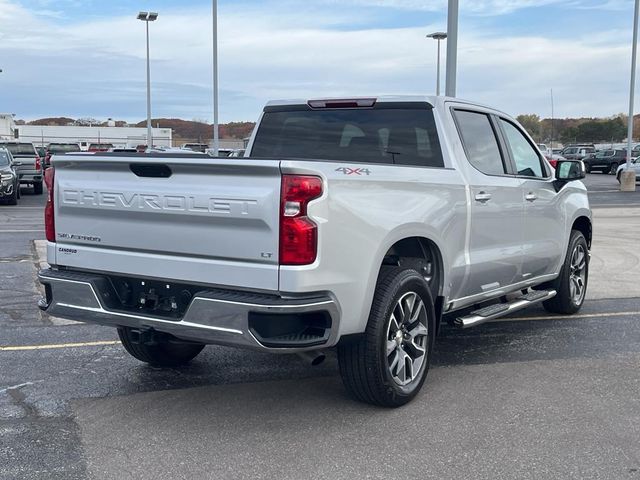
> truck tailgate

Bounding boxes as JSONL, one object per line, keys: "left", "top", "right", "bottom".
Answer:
{"left": 51, "top": 155, "right": 281, "bottom": 291}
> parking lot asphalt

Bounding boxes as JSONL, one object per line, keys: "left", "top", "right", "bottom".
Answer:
{"left": 1, "top": 176, "right": 640, "bottom": 480}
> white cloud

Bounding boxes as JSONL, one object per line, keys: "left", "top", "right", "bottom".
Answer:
{"left": 0, "top": 0, "right": 636, "bottom": 122}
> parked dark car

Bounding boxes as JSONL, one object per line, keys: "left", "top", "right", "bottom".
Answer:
{"left": 0, "top": 141, "right": 43, "bottom": 194}
{"left": 0, "top": 148, "right": 20, "bottom": 205}
{"left": 45, "top": 143, "right": 81, "bottom": 167}
{"left": 583, "top": 149, "right": 629, "bottom": 174}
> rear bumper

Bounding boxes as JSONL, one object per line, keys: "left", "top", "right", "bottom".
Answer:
{"left": 37, "top": 268, "right": 340, "bottom": 352}
{"left": 18, "top": 170, "right": 42, "bottom": 184}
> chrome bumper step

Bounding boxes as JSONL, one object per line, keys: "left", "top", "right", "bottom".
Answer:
{"left": 454, "top": 289, "right": 557, "bottom": 329}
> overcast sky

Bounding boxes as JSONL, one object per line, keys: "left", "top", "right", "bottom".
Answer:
{"left": 0, "top": 0, "right": 637, "bottom": 122}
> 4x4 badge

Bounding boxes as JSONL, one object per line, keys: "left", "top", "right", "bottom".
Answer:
{"left": 335, "top": 167, "right": 371, "bottom": 176}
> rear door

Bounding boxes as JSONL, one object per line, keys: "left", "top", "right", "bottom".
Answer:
{"left": 497, "top": 117, "right": 565, "bottom": 278}
{"left": 52, "top": 155, "right": 282, "bottom": 291}
{"left": 450, "top": 108, "right": 524, "bottom": 299}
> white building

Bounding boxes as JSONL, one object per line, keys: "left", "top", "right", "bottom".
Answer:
{"left": 15, "top": 124, "right": 172, "bottom": 149}
{"left": 0, "top": 114, "right": 16, "bottom": 140}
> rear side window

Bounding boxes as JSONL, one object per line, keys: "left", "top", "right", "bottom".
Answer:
{"left": 453, "top": 110, "right": 505, "bottom": 176}
{"left": 251, "top": 107, "right": 444, "bottom": 168}
{"left": 499, "top": 119, "right": 545, "bottom": 178}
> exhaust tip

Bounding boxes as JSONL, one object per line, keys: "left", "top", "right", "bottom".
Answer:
{"left": 297, "top": 351, "right": 326, "bottom": 366}
{"left": 310, "top": 353, "right": 326, "bottom": 366}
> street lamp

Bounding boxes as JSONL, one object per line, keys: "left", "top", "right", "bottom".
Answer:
{"left": 137, "top": 11, "right": 158, "bottom": 148}
{"left": 621, "top": 0, "right": 639, "bottom": 192}
{"left": 212, "top": 0, "right": 219, "bottom": 156}
{"left": 426, "top": 32, "right": 447, "bottom": 96}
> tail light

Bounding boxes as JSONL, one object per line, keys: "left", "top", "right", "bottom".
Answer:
{"left": 279, "top": 175, "right": 323, "bottom": 265}
{"left": 44, "top": 168, "right": 55, "bottom": 242}
{"left": 35, "top": 156, "right": 41, "bottom": 171}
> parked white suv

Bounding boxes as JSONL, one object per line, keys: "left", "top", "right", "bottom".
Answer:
{"left": 38, "top": 96, "right": 591, "bottom": 407}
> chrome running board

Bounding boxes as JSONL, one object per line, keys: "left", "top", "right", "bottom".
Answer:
{"left": 455, "top": 289, "right": 557, "bottom": 329}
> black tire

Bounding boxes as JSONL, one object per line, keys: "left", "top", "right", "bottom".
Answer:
{"left": 543, "top": 230, "right": 589, "bottom": 314}
{"left": 7, "top": 185, "right": 17, "bottom": 205}
{"left": 338, "top": 267, "right": 436, "bottom": 408}
{"left": 117, "top": 327, "right": 205, "bottom": 367}
{"left": 584, "top": 163, "right": 591, "bottom": 174}
{"left": 33, "top": 182, "right": 43, "bottom": 195}
{"left": 16, "top": 183, "right": 20, "bottom": 199}
{"left": 609, "top": 163, "right": 618, "bottom": 175}
{"left": 617, "top": 172, "right": 621, "bottom": 184}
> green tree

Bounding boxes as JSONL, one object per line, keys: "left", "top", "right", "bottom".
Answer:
{"left": 516, "top": 114, "right": 541, "bottom": 140}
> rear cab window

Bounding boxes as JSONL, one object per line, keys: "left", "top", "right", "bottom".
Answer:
{"left": 0, "top": 143, "right": 36, "bottom": 156}
{"left": 251, "top": 103, "right": 445, "bottom": 168}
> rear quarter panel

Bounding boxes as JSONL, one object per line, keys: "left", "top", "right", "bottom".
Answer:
{"left": 279, "top": 160, "right": 467, "bottom": 337}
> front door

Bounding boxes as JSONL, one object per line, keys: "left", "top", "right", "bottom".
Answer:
{"left": 497, "top": 117, "right": 565, "bottom": 278}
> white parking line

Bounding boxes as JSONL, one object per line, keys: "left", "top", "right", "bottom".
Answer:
{"left": 0, "top": 341, "right": 120, "bottom": 352}
{"left": 495, "top": 310, "right": 640, "bottom": 323}
{"left": 0, "top": 229, "right": 44, "bottom": 233}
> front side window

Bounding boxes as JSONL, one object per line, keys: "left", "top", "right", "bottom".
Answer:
{"left": 0, "top": 151, "right": 9, "bottom": 166}
{"left": 453, "top": 110, "right": 505, "bottom": 176}
{"left": 500, "top": 119, "right": 545, "bottom": 178}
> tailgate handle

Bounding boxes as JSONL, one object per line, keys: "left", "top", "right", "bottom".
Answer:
{"left": 130, "top": 163, "right": 172, "bottom": 178}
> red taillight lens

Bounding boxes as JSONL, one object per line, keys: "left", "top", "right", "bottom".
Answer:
{"left": 279, "top": 175, "right": 323, "bottom": 265}
{"left": 35, "top": 156, "right": 41, "bottom": 171}
{"left": 44, "top": 168, "right": 55, "bottom": 242}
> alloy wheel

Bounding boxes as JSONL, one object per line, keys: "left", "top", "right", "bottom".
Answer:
{"left": 385, "top": 291, "right": 429, "bottom": 386}
{"left": 569, "top": 244, "right": 587, "bottom": 305}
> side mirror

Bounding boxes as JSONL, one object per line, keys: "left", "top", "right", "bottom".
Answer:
{"left": 555, "top": 160, "right": 585, "bottom": 182}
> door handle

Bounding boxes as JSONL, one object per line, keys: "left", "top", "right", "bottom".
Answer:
{"left": 525, "top": 192, "right": 537, "bottom": 202}
{"left": 474, "top": 192, "right": 492, "bottom": 203}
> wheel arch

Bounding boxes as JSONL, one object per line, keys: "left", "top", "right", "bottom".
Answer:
{"left": 571, "top": 215, "right": 592, "bottom": 249}
{"left": 377, "top": 235, "right": 447, "bottom": 333}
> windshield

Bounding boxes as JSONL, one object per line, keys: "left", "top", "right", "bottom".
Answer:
{"left": 0, "top": 143, "right": 35, "bottom": 156}
{"left": 252, "top": 106, "right": 444, "bottom": 167}
{"left": 48, "top": 144, "right": 80, "bottom": 153}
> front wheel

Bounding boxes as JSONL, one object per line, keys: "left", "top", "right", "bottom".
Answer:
{"left": 338, "top": 267, "right": 436, "bottom": 407}
{"left": 7, "top": 184, "right": 18, "bottom": 205}
{"left": 543, "top": 230, "right": 589, "bottom": 314}
{"left": 584, "top": 164, "right": 591, "bottom": 174}
{"left": 609, "top": 163, "right": 618, "bottom": 175}
{"left": 117, "top": 327, "right": 205, "bottom": 367}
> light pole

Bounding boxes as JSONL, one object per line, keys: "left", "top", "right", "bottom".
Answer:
{"left": 212, "top": 0, "right": 219, "bottom": 156}
{"left": 621, "top": 0, "right": 639, "bottom": 192}
{"left": 137, "top": 11, "right": 158, "bottom": 148}
{"left": 426, "top": 32, "right": 447, "bottom": 96}
{"left": 445, "top": 0, "right": 458, "bottom": 97}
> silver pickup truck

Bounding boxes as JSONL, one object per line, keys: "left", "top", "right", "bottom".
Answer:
{"left": 38, "top": 96, "right": 591, "bottom": 407}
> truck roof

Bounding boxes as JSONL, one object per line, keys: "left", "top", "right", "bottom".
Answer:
{"left": 264, "top": 95, "right": 507, "bottom": 116}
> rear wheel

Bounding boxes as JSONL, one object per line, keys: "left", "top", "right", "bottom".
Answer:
{"left": 33, "top": 181, "right": 43, "bottom": 195}
{"left": 338, "top": 267, "right": 435, "bottom": 407}
{"left": 117, "top": 327, "right": 205, "bottom": 367}
{"left": 543, "top": 230, "right": 589, "bottom": 314}
{"left": 584, "top": 163, "right": 591, "bottom": 174}
{"left": 609, "top": 163, "right": 618, "bottom": 175}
